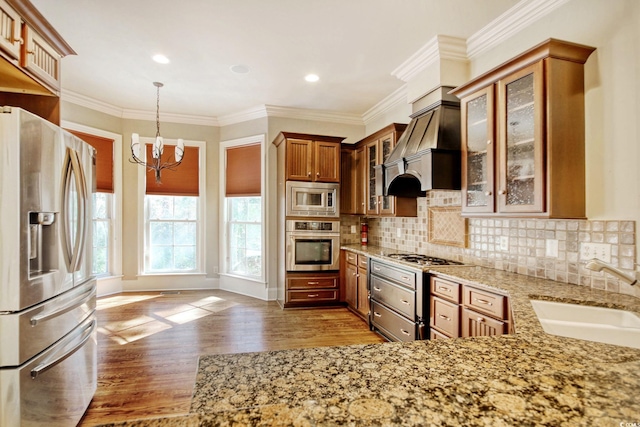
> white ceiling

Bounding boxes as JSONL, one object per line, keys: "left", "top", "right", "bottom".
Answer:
{"left": 31, "top": 0, "right": 519, "bottom": 122}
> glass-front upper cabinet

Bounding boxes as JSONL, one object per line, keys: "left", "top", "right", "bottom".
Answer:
{"left": 461, "top": 86, "right": 494, "bottom": 213}
{"left": 366, "top": 141, "right": 378, "bottom": 215}
{"left": 379, "top": 133, "right": 395, "bottom": 215}
{"left": 497, "top": 61, "right": 544, "bottom": 213}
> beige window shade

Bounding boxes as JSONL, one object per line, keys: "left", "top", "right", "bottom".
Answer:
{"left": 226, "top": 144, "right": 261, "bottom": 197}
{"left": 66, "top": 129, "right": 114, "bottom": 193}
{"left": 145, "top": 144, "right": 199, "bottom": 196}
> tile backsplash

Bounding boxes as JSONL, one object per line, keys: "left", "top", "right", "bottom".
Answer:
{"left": 341, "top": 191, "right": 639, "bottom": 297}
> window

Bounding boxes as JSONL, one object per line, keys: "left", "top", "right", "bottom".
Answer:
{"left": 227, "top": 197, "right": 261, "bottom": 277}
{"left": 145, "top": 195, "right": 198, "bottom": 272}
{"left": 140, "top": 140, "right": 204, "bottom": 275}
{"left": 92, "top": 192, "right": 112, "bottom": 275}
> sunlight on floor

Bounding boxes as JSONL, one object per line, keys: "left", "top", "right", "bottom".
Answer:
{"left": 97, "top": 293, "right": 239, "bottom": 345}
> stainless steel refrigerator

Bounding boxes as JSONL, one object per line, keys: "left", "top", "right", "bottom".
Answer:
{"left": 0, "top": 107, "right": 97, "bottom": 426}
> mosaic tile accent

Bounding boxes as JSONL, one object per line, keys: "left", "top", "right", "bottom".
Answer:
{"left": 341, "top": 191, "right": 639, "bottom": 297}
{"left": 427, "top": 207, "right": 467, "bottom": 247}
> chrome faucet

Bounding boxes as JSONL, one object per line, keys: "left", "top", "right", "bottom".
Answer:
{"left": 585, "top": 259, "right": 638, "bottom": 286}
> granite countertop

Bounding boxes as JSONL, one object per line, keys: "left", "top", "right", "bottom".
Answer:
{"left": 99, "top": 245, "right": 640, "bottom": 426}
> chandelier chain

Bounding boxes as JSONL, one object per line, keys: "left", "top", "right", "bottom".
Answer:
{"left": 156, "top": 83, "right": 161, "bottom": 138}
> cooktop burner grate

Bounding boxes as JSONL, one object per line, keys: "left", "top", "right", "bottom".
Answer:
{"left": 386, "top": 253, "right": 463, "bottom": 266}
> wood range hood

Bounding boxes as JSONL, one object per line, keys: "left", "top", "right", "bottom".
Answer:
{"left": 376, "top": 86, "right": 461, "bottom": 198}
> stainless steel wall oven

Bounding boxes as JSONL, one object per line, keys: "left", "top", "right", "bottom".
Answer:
{"left": 285, "top": 220, "right": 340, "bottom": 271}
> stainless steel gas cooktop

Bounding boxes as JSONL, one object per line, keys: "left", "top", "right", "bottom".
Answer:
{"left": 386, "top": 253, "right": 463, "bottom": 266}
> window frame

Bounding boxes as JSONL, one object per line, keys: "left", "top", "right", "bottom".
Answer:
{"left": 61, "top": 121, "right": 122, "bottom": 280}
{"left": 136, "top": 137, "right": 206, "bottom": 275}
{"left": 219, "top": 135, "right": 266, "bottom": 284}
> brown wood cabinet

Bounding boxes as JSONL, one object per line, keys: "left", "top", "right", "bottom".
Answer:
{"left": 429, "top": 275, "right": 511, "bottom": 339}
{"left": 273, "top": 132, "right": 342, "bottom": 183}
{"left": 451, "top": 39, "right": 595, "bottom": 218}
{"left": 285, "top": 272, "right": 340, "bottom": 307}
{"left": 341, "top": 250, "right": 369, "bottom": 321}
{"left": 0, "top": 0, "right": 75, "bottom": 124}
{"left": 341, "top": 123, "right": 416, "bottom": 217}
{"left": 340, "top": 146, "right": 365, "bottom": 215}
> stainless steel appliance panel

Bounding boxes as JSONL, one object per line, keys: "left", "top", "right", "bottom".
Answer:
{"left": 370, "top": 275, "right": 415, "bottom": 319}
{"left": 285, "top": 181, "right": 339, "bottom": 217}
{"left": 285, "top": 220, "right": 340, "bottom": 271}
{"left": 0, "top": 313, "right": 97, "bottom": 427}
{"left": 371, "top": 301, "right": 417, "bottom": 342}
{"left": 0, "top": 280, "right": 96, "bottom": 366}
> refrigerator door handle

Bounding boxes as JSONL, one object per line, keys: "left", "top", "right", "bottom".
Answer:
{"left": 30, "top": 317, "right": 96, "bottom": 379}
{"left": 61, "top": 148, "right": 88, "bottom": 273}
{"left": 30, "top": 286, "right": 94, "bottom": 326}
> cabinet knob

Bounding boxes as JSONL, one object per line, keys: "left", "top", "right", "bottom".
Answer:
{"left": 316, "top": 172, "right": 320, "bottom": 177}
{"left": 307, "top": 172, "right": 311, "bottom": 176}
{"left": 477, "top": 317, "right": 485, "bottom": 322}
{"left": 498, "top": 190, "right": 506, "bottom": 195}
{"left": 484, "top": 191, "right": 492, "bottom": 196}
{"left": 487, "top": 140, "right": 492, "bottom": 145}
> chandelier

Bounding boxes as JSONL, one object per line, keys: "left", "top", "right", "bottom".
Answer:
{"left": 130, "top": 82, "right": 184, "bottom": 183}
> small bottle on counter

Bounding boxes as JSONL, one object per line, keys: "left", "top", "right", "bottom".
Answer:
{"left": 361, "top": 222, "right": 368, "bottom": 246}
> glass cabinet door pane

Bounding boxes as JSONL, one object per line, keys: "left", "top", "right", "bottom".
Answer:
{"left": 466, "top": 94, "right": 490, "bottom": 207}
{"left": 367, "top": 144, "right": 377, "bottom": 212}
{"left": 380, "top": 136, "right": 393, "bottom": 212}
{"left": 505, "top": 73, "right": 535, "bottom": 206}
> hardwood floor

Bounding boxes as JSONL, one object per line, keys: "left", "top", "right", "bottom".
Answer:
{"left": 78, "top": 290, "right": 384, "bottom": 426}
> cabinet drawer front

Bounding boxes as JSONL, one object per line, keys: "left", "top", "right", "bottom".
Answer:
{"left": 463, "top": 286, "right": 506, "bottom": 319}
{"left": 287, "top": 276, "right": 338, "bottom": 289}
{"left": 0, "top": 0, "right": 21, "bottom": 60}
{"left": 345, "top": 251, "right": 357, "bottom": 265}
{"left": 287, "top": 290, "right": 338, "bottom": 303}
{"left": 430, "top": 277, "right": 461, "bottom": 303}
{"left": 430, "top": 328, "right": 451, "bottom": 340}
{"left": 370, "top": 260, "right": 416, "bottom": 289}
{"left": 371, "top": 301, "right": 415, "bottom": 342}
{"left": 357, "top": 255, "right": 368, "bottom": 269}
{"left": 461, "top": 308, "right": 506, "bottom": 337}
{"left": 370, "top": 276, "right": 414, "bottom": 319}
{"left": 431, "top": 297, "right": 459, "bottom": 338}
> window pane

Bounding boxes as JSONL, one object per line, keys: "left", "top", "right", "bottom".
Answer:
{"left": 226, "top": 196, "right": 262, "bottom": 278}
{"left": 229, "top": 248, "right": 246, "bottom": 274}
{"left": 93, "top": 193, "right": 108, "bottom": 219}
{"left": 246, "top": 198, "right": 261, "bottom": 222}
{"left": 230, "top": 223, "right": 246, "bottom": 248}
{"left": 150, "top": 246, "right": 173, "bottom": 271}
{"left": 246, "top": 224, "right": 261, "bottom": 251}
{"left": 174, "top": 222, "right": 196, "bottom": 246}
{"left": 148, "top": 196, "right": 174, "bottom": 219}
{"left": 174, "top": 246, "right": 196, "bottom": 270}
{"left": 231, "top": 198, "right": 247, "bottom": 222}
{"left": 150, "top": 222, "right": 173, "bottom": 245}
{"left": 174, "top": 196, "right": 197, "bottom": 220}
{"left": 93, "top": 247, "right": 108, "bottom": 275}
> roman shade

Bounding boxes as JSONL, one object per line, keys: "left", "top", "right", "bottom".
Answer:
{"left": 66, "top": 129, "right": 114, "bottom": 193}
{"left": 225, "top": 144, "right": 261, "bottom": 197}
{"left": 145, "top": 144, "right": 199, "bottom": 196}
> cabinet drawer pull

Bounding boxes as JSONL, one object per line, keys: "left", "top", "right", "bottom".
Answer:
{"left": 307, "top": 281, "right": 320, "bottom": 285}
{"left": 484, "top": 191, "right": 492, "bottom": 196}
{"left": 400, "top": 329, "right": 411, "bottom": 336}
{"left": 400, "top": 299, "right": 410, "bottom": 305}
{"left": 401, "top": 276, "right": 410, "bottom": 281}
{"left": 438, "top": 314, "right": 450, "bottom": 321}
{"left": 475, "top": 298, "right": 493, "bottom": 306}
{"left": 373, "top": 266, "right": 381, "bottom": 272}
{"left": 307, "top": 294, "right": 319, "bottom": 298}
{"left": 498, "top": 190, "right": 506, "bottom": 195}
{"left": 373, "top": 312, "right": 382, "bottom": 318}
{"left": 373, "top": 287, "right": 381, "bottom": 292}
{"left": 438, "top": 286, "right": 451, "bottom": 292}
{"left": 352, "top": 272, "right": 357, "bottom": 276}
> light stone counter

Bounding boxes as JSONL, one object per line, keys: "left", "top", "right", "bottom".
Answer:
{"left": 98, "top": 245, "right": 640, "bottom": 426}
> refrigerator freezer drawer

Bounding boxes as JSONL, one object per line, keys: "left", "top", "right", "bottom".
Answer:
{"left": 0, "top": 280, "right": 96, "bottom": 367}
{"left": 0, "top": 313, "right": 97, "bottom": 427}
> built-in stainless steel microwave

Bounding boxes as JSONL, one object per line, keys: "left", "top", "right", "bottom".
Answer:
{"left": 286, "top": 181, "right": 339, "bottom": 217}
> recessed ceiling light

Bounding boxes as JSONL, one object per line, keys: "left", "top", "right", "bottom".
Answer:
{"left": 305, "top": 74, "right": 319, "bottom": 83}
{"left": 230, "top": 64, "right": 250, "bottom": 74}
{"left": 152, "top": 54, "right": 170, "bottom": 64}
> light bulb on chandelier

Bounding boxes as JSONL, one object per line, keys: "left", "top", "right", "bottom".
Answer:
{"left": 130, "top": 82, "right": 184, "bottom": 183}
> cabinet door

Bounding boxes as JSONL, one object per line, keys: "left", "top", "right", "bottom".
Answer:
{"left": 462, "top": 86, "right": 495, "bottom": 213}
{"left": 497, "top": 62, "right": 544, "bottom": 213}
{"left": 285, "top": 139, "right": 313, "bottom": 181}
{"left": 314, "top": 141, "right": 340, "bottom": 182}
{"left": 378, "top": 133, "right": 396, "bottom": 215}
{"left": 365, "top": 141, "right": 379, "bottom": 215}
{"left": 354, "top": 147, "right": 366, "bottom": 215}
{"left": 461, "top": 308, "right": 506, "bottom": 337}
{"left": 340, "top": 148, "right": 355, "bottom": 214}
{"left": 0, "top": 0, "right": 21, "bottom": 60}
{"left": 344, "top": 262, "right": 357, "bottom": 308}
{"left": 356, "top": 265, "right": 369, "bottom": 318}
{"left": 21, "top": 25, "right": 61, "bottom": 91}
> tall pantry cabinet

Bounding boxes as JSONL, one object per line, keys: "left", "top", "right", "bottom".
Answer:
{"left": 451, "top": 38, "right": 595, "bottom": 218}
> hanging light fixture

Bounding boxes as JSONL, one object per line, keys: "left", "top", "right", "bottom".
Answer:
{"left": 130, "top": 81, "right": 185, "bottom": 183}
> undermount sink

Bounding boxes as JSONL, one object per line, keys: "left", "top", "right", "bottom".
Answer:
{"left": 530, "top": 300, "right": 640, "bottom": 349}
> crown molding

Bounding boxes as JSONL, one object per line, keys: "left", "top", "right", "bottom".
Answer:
{"left": 263, "top": 105, "right": 364, "bottom": 126}
{"left": 391, "top": 35, "right": 467, "bottom": 83}
{"left": 61, "top": 90, "right": 124, "bottom": 118}
{"left": 122, "top": 109, "right": 218, "bottom": 127}
{"left": 362, "top": 85, "right": 408, "bottom": 126}
{"left": 467, "top": 0, "right": 571, "bottom": 58}
{"left": 216, "top": 105, "right": 268, "bottom": 126}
